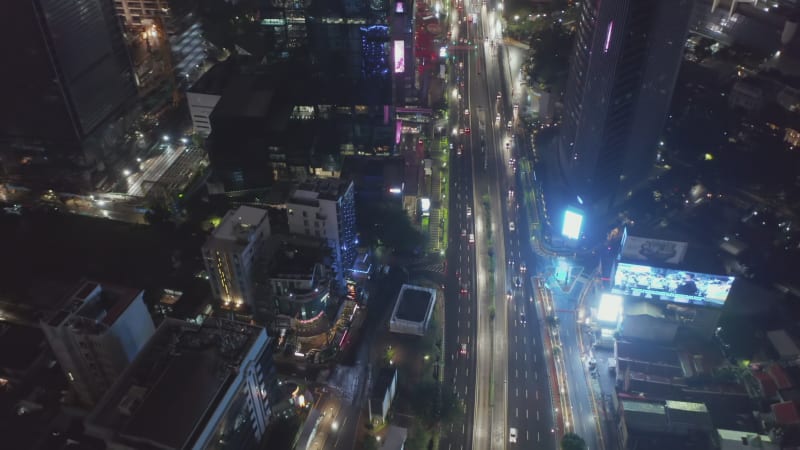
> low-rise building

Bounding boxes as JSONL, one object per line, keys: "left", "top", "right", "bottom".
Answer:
{"left": 718, "top": 428, "right": 779, "bottom": 450}
{"left": 618, "top": 398, "right": 715, "bottom": 450}
{"left": 369, "top": 367, "right": 398, "bottom": 425}
{"left": 389, "top": 284, "right": 436, "bottom": 336}
{"left": 85, "top": 317, "right": 277, "bottom": 450}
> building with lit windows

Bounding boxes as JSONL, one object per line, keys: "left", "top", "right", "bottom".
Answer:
{"left": 390, "top": 0, "right": 416, "bottom": 106}
{"left": 202, "top": 206, "right": 271, "bottom": 309}
{"left": 114, "top": 0, "right": 170, "bottom": 29}
{"left": 41, "top": 280, "right": 155, "bottom": 407}
{"left": 268, "top": 240, "right": 332, "bottom": 323}
{"left": 287, "top": 179, "right": 357, "bottom": 287}
{"left": 85, "top": 317, "right": 278, "bottom": 450}
{"left": 557, "top": 0, "right": 693, "bottom": 216}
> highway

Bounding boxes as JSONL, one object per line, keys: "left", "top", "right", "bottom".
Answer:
{"left": 441, "top": 5, "right": 478, "bottom": 450}
{"left": 479, "top": 8, "right": 557, "bottom": 450}
{"left": 439, "top": 1, "right": 557, "bottom": 449}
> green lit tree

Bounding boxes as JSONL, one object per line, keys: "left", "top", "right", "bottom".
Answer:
{"left": 561, "top": 432, "right": 587, "bottom": 450}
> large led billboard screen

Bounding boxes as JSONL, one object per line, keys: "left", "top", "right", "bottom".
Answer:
{"left": 394, "top": 40, "right": 405, "bottom": 73}
{"left": 612, "top": 262, "right": 735, "bottom": 308}
{"left": 561, "top": 209, "right": 583, "bottom": 240}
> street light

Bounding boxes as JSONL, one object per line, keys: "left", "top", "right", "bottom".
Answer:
{"left": 122, "top": 169, "right": 132, "bottom": 177}
{"left": 162, "top": 135, "right": 170, "bottom": 142}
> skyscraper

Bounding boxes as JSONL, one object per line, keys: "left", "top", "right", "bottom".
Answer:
{"left": 558, "top": 0, "right": 693, "bottom": 214}
{"left": 1, "top": 0, "right": 136, "bottom": 189}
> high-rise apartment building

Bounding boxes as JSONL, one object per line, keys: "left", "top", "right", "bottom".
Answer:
{"left": 42, "top": 280, "right": 155, "bottom": 407}
{"left": 558, "top": 0, "right": 693, "bottom": 213}
{"left": 203, "top": 205, "right": 272, "bottom": 309}
{"left": 287, "top": 179, "right": 357, "bottom": 285}
{"left": 2, "top": 0, "right": 136, "bottom": 190}
{"left": 86, "top": 317, "right": 278, "bottom": 450}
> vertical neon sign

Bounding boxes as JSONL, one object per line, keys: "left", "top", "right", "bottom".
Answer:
{"left": 604, "top": 21, "right": 613, "bottom": 53}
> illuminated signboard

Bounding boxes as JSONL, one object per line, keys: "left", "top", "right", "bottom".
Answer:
{"left": 597, "top": 293, "right": 623, "bottom": 324}
{"left": 394, "top": 40, "right": 405, "bottom": 73}
{"left": 395, "top": 1, "right": 404, "bottom": 13}
{"left": 420, "top": 198, "right": 431, "bottom": 216}
{"left": 561, "top": 209, "right": 583, "bottom": 240}
{"left": 612, "top": 262, "right": 735, "bottom": 308}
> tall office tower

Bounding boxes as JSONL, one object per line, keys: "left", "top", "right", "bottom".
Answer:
{"left": 558, "top": 0, "right": 693, "bottom": 214}
{"left": 41, "top": 280, "right": 155, "bottom": 407}
{"left": 287, "top": 179, "right": 357, "bottom": 286}
{"left": 2, "top": 0, "right": 136, "bottom": 190}
{"left": 203, "top": 206, "right": 272, "bottom": 309}
{"left": 390, "top": 0, "right": 416, "bottom": 106}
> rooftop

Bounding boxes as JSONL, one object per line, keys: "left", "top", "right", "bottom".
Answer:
{"left": 772, "top": 401, "right": 800, "bottom": 425}
{"left": 212, "top": 205, "right": 269, "bottom": 243}
{"left": 394, "top": 287, "right": 434, "bottom": 322}
{"left": 290, "top": 178, "right": 353, "bottom": 204}
{"left": 48, "top": 280, "right": 142, "bottom": 330}
{"left": 87, "top": 318, "right": 266, "bottom": 449}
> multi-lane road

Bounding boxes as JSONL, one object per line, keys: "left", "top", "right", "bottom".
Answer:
{"left": 441, "top": 2, "right": 557, "bottom": 449}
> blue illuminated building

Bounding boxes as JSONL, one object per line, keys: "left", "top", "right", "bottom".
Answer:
{"left": 361, "top": 25, "right": 390, "bottom": 79}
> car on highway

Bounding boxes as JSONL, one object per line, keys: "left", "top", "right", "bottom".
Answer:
{"left": 457, "top": 144, "right": 463, "bottom": 156}
{"left": 464, "top": 108, "right": 470, "bottom": 116}
{"left": 461, "top": 228, "right": 467, "bottom": 238}
{"left": 496, "top": 113, "right": 501, "bottom": 122}
{"left": 469, "top": 233, "right": 475, "bottom": 244}
{"left": 465, "top": 127, "right": 471, "bottom": 135}
{"left": 461, "top": 283, "right": 470, "bottom": 296}
{"left": 507, "top": 120, "right": 513, "bottom": 130}
{"left": 520, "top": 313, "right": 526, "bottom": 324}
{"left": 455, "top": 269, "right": 461, "bottom": 280}
{"left": 509, "top": 221, "right": 515, "bottom": 231}
{"left": 508, "top": 189, "right": 514, "bottom": 198}
{"left": 497, "top": 91, "right": 502, "bottom": 100}
{"left": 520, "top": 262, "right": 527, "bottom": 273}
{"left": 509, "top": 427, "right": 517, "bottom": 443}
{"left": 513, "top": 103, "right": 519, "bottom": 112}
{"left": 466, "top": 206, "right": 472, "bottom": 217}
{"left": 460, "top": 343, "right": 468, "bottom": 356}
{"left": 506, "top": 290, "right": 512, "bottom": 300}
{"left": 514, "top": 277, "right": 522, "bottom": 288}
{"left": 508, "top": 157, "right": 515, "bottom": 166}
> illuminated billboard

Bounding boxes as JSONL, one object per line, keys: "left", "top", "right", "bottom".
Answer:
{"left": 420, "top": 198, "right": 431, "bottom": 216}
{"left": 612, "top": 262, "right": 735, "bottom": 308}
{"left": 561, "top": 209, "right": 583, "bottom": 240}
{"left": 394, "top": 40, "right": 405, "bottom": 73}
{"left": 597, "top": 293, "right": 623, "bottom": 324}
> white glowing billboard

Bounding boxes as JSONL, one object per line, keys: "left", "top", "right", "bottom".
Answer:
{"left": 394, "top": 40, "right": 405, "bottom": 73}
{"left": 420, "top": 197, "right": 431, "bottom": 216}
{"left": 612, "top": 262, "right": 735, "bottom": 308}
{"left": 561, "top": 209, "right": 583, "bottom": 240}
{"left": 597, "top": 293, "right": 623, "bottom": 324}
